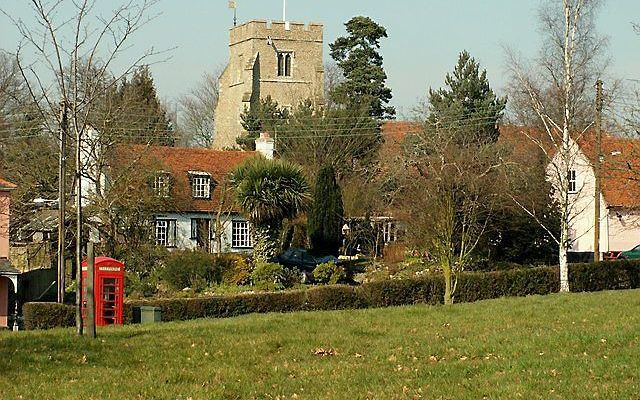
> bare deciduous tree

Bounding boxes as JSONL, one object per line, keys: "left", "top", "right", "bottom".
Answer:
{"left": 2, "top": 0, "right": 165, "bottom": 333}
{"left": 403, "top": 125, "right": 506, "bottom": 304}
{"left": 506, "top": 0, "right": 601, "bottom": 292}
{"left": 178, "top": 66, "right": 224, "bottom": 147}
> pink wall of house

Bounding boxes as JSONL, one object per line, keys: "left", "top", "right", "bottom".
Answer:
{"left": 606, "top": 209, "right": 640, "bottom": 252}
{"left": 0, "top": 278, "right": 8, "bottom": 327}
{"left": 0, "top": 190, "right": 10, "bottom": 260}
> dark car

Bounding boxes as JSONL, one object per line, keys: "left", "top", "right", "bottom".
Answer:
{"left": 276, "top": 248, "right": 340, "bottom": 271}
{"left": 618, "top": 244, "right": 640, "bottom": 260}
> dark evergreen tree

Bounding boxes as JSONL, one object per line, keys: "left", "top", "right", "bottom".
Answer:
{"left": 329, "top": 16, "right": 395, "bottom": 119}
{"left": 308, "top": 165, "right": 344, "bottom": 255}
{"left": 427, "top": 50, "right": 507, "bottom": 146}
{"left": 237, "top": 96, "right": 288, "bottom": 150}
{"left": 115, "top": 65, "right": 175, "bottom": 145}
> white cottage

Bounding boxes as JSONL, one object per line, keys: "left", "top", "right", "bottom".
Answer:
{"left": 551, "top": 133, "right": 640, "bottom": 259}
{"left": 110, "top": 134, "right": 274, "bottom": 253}
{"left": 501, "top": 125, "right": 640, "bottom": 260}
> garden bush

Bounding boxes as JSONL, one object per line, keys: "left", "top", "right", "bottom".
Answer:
{"left": 305, "top": 285, "right": 363, "bottom": 310}
{"left": 313, "top": 261, "right": 347, "bottom": 284}
{"left": 23, "top": 302, "right": 75, "bottom": 330}
{"left": 24, "top": 260, "right": 640, "bottom": 329}
{"left": 220, "top": 254, "right": 252, "bottom": 286}
{"left": 162, "top": 250, "right": 221, "bottom": 292}
{"left": 251, "top": 262, "right": 286, "bottom": 290}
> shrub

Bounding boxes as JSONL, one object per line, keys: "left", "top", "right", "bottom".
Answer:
{"left": 305, "top": 285, "right": 363, "bottom": 310}
{"left": 23, "top": 302, "right": 75, "bottom": 330}
{"left": 113, "top": 243, "right": 169, "bottom": 280}
{"left": 124, "top": 290, "right": 308, "bottom": 323}
{"left": 251, "top": 262, "right": 286, "bottom": 291}
{"left": 313, "top": 261, "right": 347, "bottom": 284}
{"left": 220, "top": 254, "right": 252, "bottom": 286}
{"left": 27, "top": 260, "right": 640, "bottom": 329}
{"left": 125, "top": 270, "right": 162, "bottom": 298}
{"left": 162, "top": 250, "right": 220, "bottom": 292}
{"left": 357, "top": 274, "right": 444, "bottom": 307}
{"left": 570, "top": 260, "right": 640, "bottom": 291}
{"left": 280, "top": 267, "right": 303, "bottom": 288}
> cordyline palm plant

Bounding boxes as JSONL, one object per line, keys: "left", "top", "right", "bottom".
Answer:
{"left": 230, "top": 157, "right": 311, "bottom": 262}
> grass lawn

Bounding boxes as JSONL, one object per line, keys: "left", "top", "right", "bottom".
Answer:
{"left": 2, "top": 290, "right": 639, "bottom": 399}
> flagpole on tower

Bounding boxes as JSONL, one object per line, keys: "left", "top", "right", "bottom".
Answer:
{"left": 229, "top": 0, "right": 237, "bottom": 26}
{"left": 283, "top": 0, "right": 286, "bottom": 22}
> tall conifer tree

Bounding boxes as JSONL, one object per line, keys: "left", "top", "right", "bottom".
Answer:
{"left": 427, "top": 51, "right": 506, "bottom": 145}
{"left": 329, "top": 16, "right": 395, "bottom": 119}
{"left": 308, "top": 165, "right": 344, "bottom": 255}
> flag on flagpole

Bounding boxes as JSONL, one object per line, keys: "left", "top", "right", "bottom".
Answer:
{"left": 228, "top": 0, "right": 237, "bottom": 9}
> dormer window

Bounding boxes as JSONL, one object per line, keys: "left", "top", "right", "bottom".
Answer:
{"left": 277, "top": 52, "right": 292, "bottom": 77}
{"left": 153, "top": 172, "right": 171, "bottom": 198}
{"left": 189, "top": 171, "right": 211, "bottom": 199}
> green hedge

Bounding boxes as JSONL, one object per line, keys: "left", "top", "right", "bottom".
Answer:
{"left": 22, "top": 302, "right": 75, "bottom": 330}
{"left": 23, "top": 261, "right": 640, "bottom": 329}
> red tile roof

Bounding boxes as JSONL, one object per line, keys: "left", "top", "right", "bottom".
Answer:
{"left": 499, "top": 125, "right": 640, "bottom": 209}
{"left": 0, "top": 177, "right": 16, "bottom": 190}
{"left": 113, "top": 145, "right": 258, "bottom": 212}
{"left": 379, "top": 121, "right": 422, "bottom": 162}
{"left": 577, "top": 134, "right": 640, "bottom": 209}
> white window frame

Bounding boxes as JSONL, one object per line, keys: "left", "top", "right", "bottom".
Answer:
{"left": 232, "top": 220, "right": 252, "bottom": 248}
{"left": 153, "top": 172, "right": 171, "bottom": 198}
{"left": 383, "top": 221, "right": 396, "bottom": 243}
{"left": 190, "top": 173, "right": 211, "bottom": 199}
{"left": 568, "top": 170, "right": 577, "bottom": 193}
{"left": 155, "top": 219, "right": 177, "bottom": 247}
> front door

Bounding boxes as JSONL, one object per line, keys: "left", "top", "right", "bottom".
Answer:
{"left": 193, "top": 218, "right": 211, "bottom": 252}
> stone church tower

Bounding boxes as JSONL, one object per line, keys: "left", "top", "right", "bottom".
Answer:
{"left": 213, "top": 20, "right": 325, "bottom": 149}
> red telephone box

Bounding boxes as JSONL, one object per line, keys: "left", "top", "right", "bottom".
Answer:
{"left": 82, "top": 257, "right": 124, "bottom": 326}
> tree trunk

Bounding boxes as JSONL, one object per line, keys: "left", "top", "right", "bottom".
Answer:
{"left": 559, "top": 0, "right": 577, "bottom": 293}
{"left": 443, "top": 261, "right": 453, "bottom": 305}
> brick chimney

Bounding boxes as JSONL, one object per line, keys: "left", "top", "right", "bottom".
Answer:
{"left": 255, "top": 132, "right": 275, "bottom": 160}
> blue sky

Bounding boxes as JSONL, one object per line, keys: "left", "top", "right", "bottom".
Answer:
{"left": 1, "top": 0, "right": 638, "bottom": 117}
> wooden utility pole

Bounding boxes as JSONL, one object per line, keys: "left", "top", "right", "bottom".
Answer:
{"left": 57, "top": 102, "right": 67, "bottom": 303}
{"left": 593, "top": 79, "right": 603, "bottom": 262}
{"left": 75, "top": 119, "right": 84, "bottom": 336}
{"left": 86, "top": 241, "right": 96, "bottom": 338}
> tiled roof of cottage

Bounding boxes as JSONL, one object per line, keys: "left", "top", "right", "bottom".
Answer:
{"left": 577, "top": 134, "right": 640, "bottom": 209}
{"left": 499, "top": 125, "right": 640, "bottom": 209}
{"left": 379, "top": 121, "right": 423, "bottom": 163}
{"left": 112, "top": 145, "right": 258, "bottom": 213}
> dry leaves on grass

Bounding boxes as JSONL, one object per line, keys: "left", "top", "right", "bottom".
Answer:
{"left": 313, "top": 347, "right": 338, "bottom": 357}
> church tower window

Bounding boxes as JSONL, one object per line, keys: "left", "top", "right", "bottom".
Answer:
{"left": 277, "top": 52, "right": 292, "bottom": 77}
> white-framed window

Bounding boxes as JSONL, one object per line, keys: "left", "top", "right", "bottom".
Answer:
{"left": 277, "top": 52, "right": 292, "bottom": 77}
{"left": 568, "top": 170, "right": 577, "bottom": 193}
{"left": 153, "top": 172, "right": 171, "bottom": 198}
{"left": 383, "top": 222, "right": 397, "bottom": 243}
{"left": 155, "top": 219, "right": 177, "bottom": 247}
{"left": 190, "top": 173, "right": 211, "bottom": 199}
{"left": 232, "top": 220, "right": 252, "bottom": 248}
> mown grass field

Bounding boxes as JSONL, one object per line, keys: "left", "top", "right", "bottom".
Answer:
{"left": 1, "top": 289, "right": 639, "bottom": 399}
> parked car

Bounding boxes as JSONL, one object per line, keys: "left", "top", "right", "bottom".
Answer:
{"left": 276, "top": 248, "right": 340, "bottom": 271}
{"left": 618, "top": 244, "right": 640, "bottom": 259}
